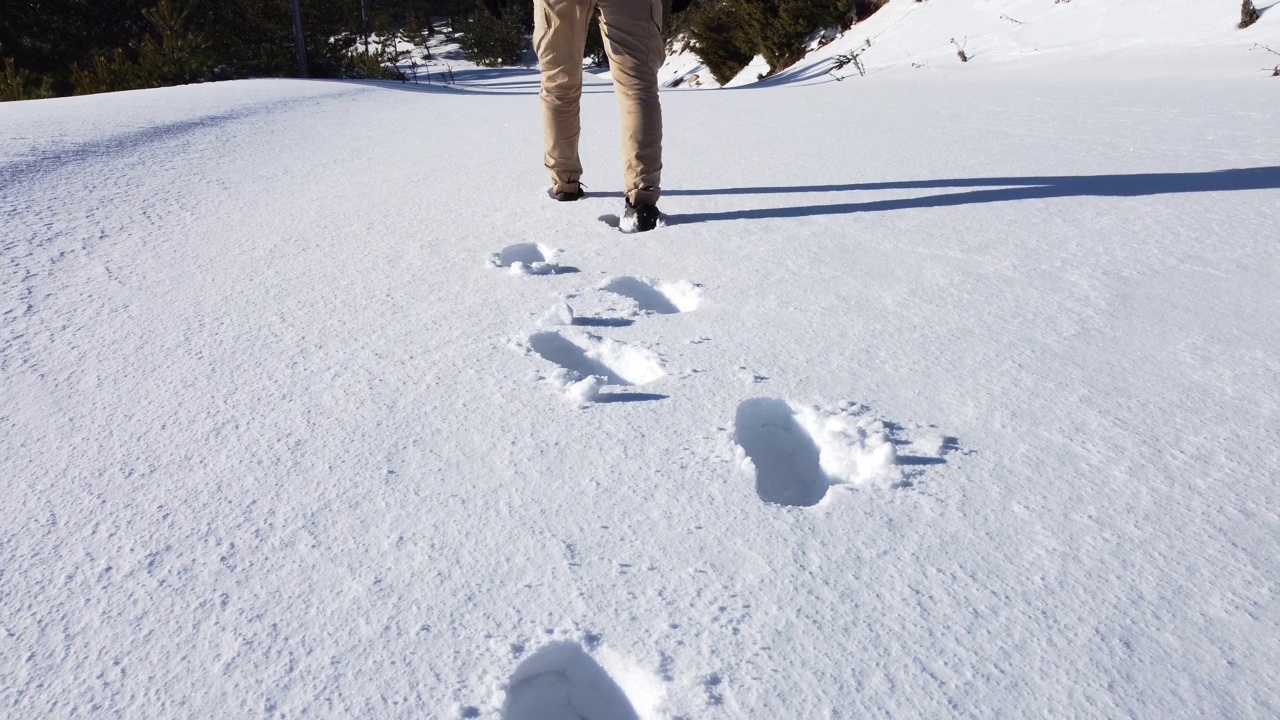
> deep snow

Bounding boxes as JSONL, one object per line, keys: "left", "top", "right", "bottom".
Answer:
{"left": 3, "top": 1, "right": 1279, "bottom": 717}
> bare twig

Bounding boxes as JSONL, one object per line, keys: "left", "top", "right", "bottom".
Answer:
{"left": 830, "top": 50, "right": 866, "bottom": 80}
{"left": 950, "top": 37, "right": 969, "bottom": 62}
{"left": 1000, "top": 14, "right": 1024, "bottom": 25}
{"left": 1253, "top": 43, "right": 1280, "bottom": 58}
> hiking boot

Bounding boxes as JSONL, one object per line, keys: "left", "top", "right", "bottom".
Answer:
{"left": 548, "top": 183, "right": 585, "bottom": 201}
{"left": 624, "top": 197, "right": 660, "bottom": 232}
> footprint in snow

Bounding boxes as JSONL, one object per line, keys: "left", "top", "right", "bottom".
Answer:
{"left": 502, "top": 641, "right": 639, "bottom": 720}
{"left": 488, "top": 243, "right": 577, "bottom": 275}
{"left": 735, "top": 398, "right": 830, "bottom": 507}
{"left": 600, "top": 276, "right": 702, "bottom": 314}
{"left": 525, "top": 330, "right": 666, "bottom": 403}
{"left": 734, "top": 399, "right": 948, "bottom": 505}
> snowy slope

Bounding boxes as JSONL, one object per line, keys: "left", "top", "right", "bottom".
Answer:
{"left": 3, "top": 4, "right": 1280, "bottom": 718}
{"left": 727, "top": 0, "right": 1280, "bottom": 85}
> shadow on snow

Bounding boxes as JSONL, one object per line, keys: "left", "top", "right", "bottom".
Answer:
{"left": 665, "top": 166, "right": 1280, "bottom": 224}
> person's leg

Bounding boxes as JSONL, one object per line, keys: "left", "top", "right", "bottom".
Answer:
{"left": 534, "top": 0, "right": 595, "bottom": 195}
{"left": 596, "top": 0, "right": 664, "bottom": 206}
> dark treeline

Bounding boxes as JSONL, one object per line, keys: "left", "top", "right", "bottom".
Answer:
{"left": 0, "top": 0, "right": 503, "bottom": 100}
{"left": 1, "top": 0, "right": 888, "bottom": 101}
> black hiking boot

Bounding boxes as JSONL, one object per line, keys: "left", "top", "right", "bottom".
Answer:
{"left": 548, "top": 183, "right": 585, "bottom": 202}
{"left": 624, "top": 197, "right": 660, "bottom": 232}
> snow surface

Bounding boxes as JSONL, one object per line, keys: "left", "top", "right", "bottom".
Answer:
{"left": 3, "top": 2, "right": 1280, "bottom": 717}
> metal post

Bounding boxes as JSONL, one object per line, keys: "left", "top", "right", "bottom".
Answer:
{"left": 291, "top": 0, "right": 308, "bottom": 78}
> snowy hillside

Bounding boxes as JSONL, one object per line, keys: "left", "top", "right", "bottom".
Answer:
{"left": 3, "top": 1, "right": 1279, "bottom": 718}
{"left": 659, "top": 0, "right": 1280, "bottom": 87}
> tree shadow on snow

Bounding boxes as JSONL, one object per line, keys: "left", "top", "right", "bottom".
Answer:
{"left": 666, "top": 166, "right": 1280, "bottom": 225}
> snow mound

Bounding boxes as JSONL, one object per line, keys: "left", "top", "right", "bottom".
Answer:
{"left": 489, "top": 243, "right": 574, "bottom": 275}
{"left": 792, "top": 403, "right": 899, "bottom": 488}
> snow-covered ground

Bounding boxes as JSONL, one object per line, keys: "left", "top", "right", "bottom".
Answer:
{"left": 3, "top": 2, "right": 1279, "bottom": 717}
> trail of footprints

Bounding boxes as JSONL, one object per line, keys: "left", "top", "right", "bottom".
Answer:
{"left": 494, "top": 242, "right": 700, "bottom": 404}
{"left": 481, "top": 242, "right": 958, "bottom": 715}
{"left": 489, "top": 242, "right": 956, "bottom": 501}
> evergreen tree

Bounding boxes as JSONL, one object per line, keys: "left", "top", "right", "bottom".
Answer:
{"left": 3, "top": 0, "right": 716, "bottom": 100}
{"left": 687, "top": 0, "right": 757, "bottom": 84}
{"left": 454, "top": 8, "right": 526, "bottom": 67}
{"left": 1, "top": 57, "right": 55, "bottom": 101}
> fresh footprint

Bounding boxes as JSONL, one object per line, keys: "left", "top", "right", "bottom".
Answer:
{"left": 502, "top": 642, "right": 640, "bottom": 720}
{"left": 734, "top": 398, "right": 831, "bottom": 506}
{"left": 735, "top": 399, "right": 921, "bottom": 505}
{"left": 525, "top": 330, "right": 665, "bottom": 402}
{"left": 600, "top": 276, "right": 702, "bottom": 314}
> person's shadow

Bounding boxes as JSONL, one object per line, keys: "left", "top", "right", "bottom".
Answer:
{"left": 665, "top": 166, "right": 1280, "bottom": 224}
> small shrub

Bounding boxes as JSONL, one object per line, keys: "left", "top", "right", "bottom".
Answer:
{"left": 69, "top": 0, "right": 212, "bottom": 95}
{"left": 830, "top": 50, "right": 865, "bottom": 79}
{"left": 742, "top": 0, "right": 847, "bottom": 73}
{"left": 1240, "top": 0, "right": 1260, "bottom": 29}
{"left": 1, "top": 58, "right": 55, "bottom": 101}
{"left": 70, "top": 49, "right": 142, "bottom": 95}
{"left": 687, "top": 0, "right": 757, "bottom": 84}
{"left": 1253, "top": 43, "right": 1280, "bottom": 74}
{"left": 851, "top": 0, "right": 887, "bottom": 23}
{"left": 455, "top": 10, "right": 526, "bottom": 67}
{"left": 131, "top": 0, "right": 212, "bottom": 87}
{"left": 342, "top": 49, "right": 405, "bottom": 80}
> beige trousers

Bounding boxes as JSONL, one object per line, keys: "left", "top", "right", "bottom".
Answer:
{"left": 533, "top": 0, "right": 664, "bottom": 205}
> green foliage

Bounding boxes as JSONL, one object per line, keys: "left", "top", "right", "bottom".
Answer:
{"left": 401, "top": 10, "right": 432, "bottom": 48}
{"left": 1, "top": 58, "right": 56, "bottom": 101}
{"left": 0, "top": 0, "right": 456, "bottom": 100}
{"left": 342, "top": 48, "right": 406, "bottom": 79}
{"left": 745, "top": 0, "right": 846, "bottom": 72}
{"left": 69, "top": 48, "right": 140, "bottom": 94}
{"left": 685, "top": 0, "right": 882, "bottom": 81}
{"left": 454, "top": 9, "right": 526, "bottom": 67}
{"left": 2, "top": 0, "right": 675, "bottom": 100}
{"left": 851, "top": 0, "right": 886, "bottom": 24}
{"left": 69, "top": 0, "right": 211, "bottom": 94}
{"left": 1, "top": 0, "right": 150, "bottom": 96}
{"left": 687, "top": 0, "right": 756, "bottom": 85}
{"left": 135, "top": 0, "right": 212, "bottom": 84}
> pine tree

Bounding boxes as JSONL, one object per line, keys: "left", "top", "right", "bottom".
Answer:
{"left": 687, "top": 0, "right": 757, "bottom": 84}
{"left": 454, "top": 3, "right": 527, "bottom": 67}
{"left": 1, "top": 58, "right": 56, "bottom": 101}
